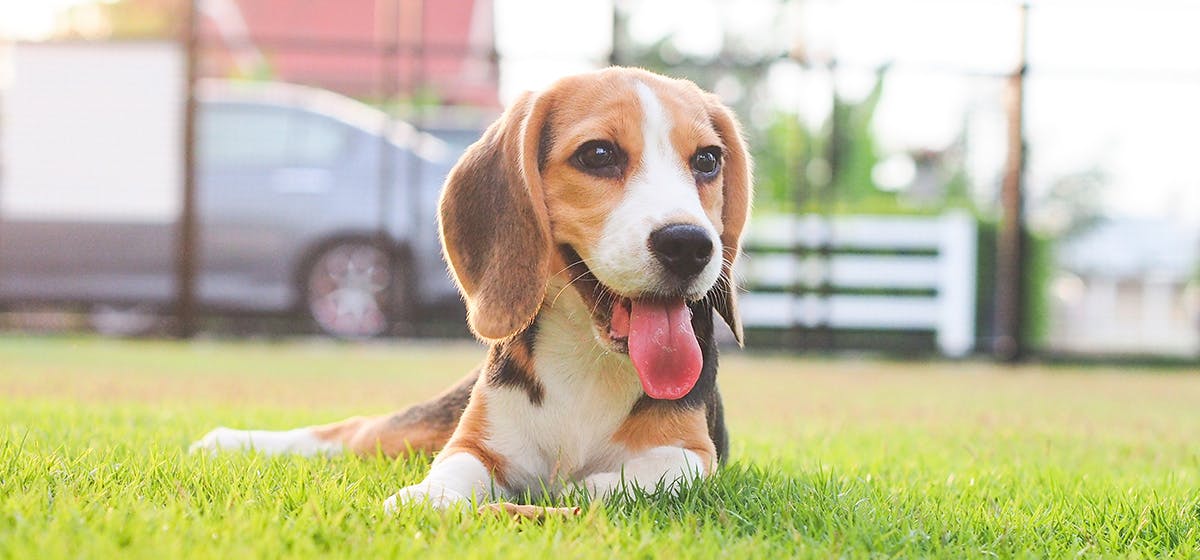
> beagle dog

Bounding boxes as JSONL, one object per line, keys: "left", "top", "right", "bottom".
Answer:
{"left": 191, "top": 67, "right": 752, "bottom": 510}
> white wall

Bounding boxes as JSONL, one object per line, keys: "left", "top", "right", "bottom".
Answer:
{"left": 1, "top": 41, "right": 184, "bottom": 223}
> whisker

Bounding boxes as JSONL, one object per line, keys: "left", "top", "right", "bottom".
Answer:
{"left": 550, "top": 269, "right": 593, "bottom": 306}
{"left": 550, "top": 259, "right": 587, "bottom": 279}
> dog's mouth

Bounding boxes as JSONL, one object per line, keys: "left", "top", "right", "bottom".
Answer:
{"left": 558, "top": 245, "right": 703, "bottom": 401}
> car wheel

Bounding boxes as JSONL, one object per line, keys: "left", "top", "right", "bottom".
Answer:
{"left": 304, "top": 241, "right": 405, "bottom": 338}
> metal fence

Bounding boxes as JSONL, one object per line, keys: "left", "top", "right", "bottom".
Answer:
{"left": 0, "top": 0, "right": 1197, "bottom": 363}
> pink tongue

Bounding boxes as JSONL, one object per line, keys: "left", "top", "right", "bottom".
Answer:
{"left": 626, "top": 299, "right": 702, "bottom": 400}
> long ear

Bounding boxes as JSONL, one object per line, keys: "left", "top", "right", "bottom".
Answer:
{"left": 707, "top": 97, "right": 753, "bottom": 346}
{"left": 438, "top": 92, "right": 553, "bottom": 340}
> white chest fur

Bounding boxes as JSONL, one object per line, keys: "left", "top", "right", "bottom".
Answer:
{"left": 482, "top": 287, "right": 644, "bottom": 495}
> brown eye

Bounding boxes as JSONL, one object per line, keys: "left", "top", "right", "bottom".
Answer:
{"left": 691, "top": 146, "right": 722, "bottom": 180}
{"left": 572, "top": 140, "right": 624, "bottom": 177}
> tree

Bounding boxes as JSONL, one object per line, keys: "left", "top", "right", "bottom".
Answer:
{"left": 824, "top": 66, "right": 886, "bottom": 207}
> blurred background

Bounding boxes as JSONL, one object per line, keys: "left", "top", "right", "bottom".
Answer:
{"left": 0, "top": 0, "right": 1196, "bottom": 364}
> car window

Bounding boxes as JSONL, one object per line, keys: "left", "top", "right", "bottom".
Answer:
{"left": 200, "top": 104, "right": 351, "bottom": 168}
{"left": 200, "top": 106, "right": 291, "bottom": 167}
{"left": 291, "top": 112, "right": 351, "bottom": 165}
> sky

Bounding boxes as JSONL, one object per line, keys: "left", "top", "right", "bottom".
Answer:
{"left": 2, "top": 0, "right": 1198, "bottom": 228}
{"left": 0, "top": 0, "right": 94, "bottom": 40}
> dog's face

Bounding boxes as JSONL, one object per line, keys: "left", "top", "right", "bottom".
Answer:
{"left": 541, "top": 76, "right": 723, "bottom": 300}
{"left": 438, "top": 68, "right": 750, "bottom": 397}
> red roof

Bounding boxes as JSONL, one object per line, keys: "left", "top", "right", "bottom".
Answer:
{"left": 199, "top": 0, "right": 498, "bottom": 107}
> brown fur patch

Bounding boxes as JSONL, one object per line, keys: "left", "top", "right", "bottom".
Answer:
{"left": 439, "top": 93, "right": 554, "bottom": 341}
{"left": 611, "top": 401, "right": 718, "bottom": 474}
{"left": 310, "top": 415, "right": 451, "bottom": 457}
{"left": 310, "top": 371, "right": 477, "bottom": 457}
{"left": 704, "top": 96, "right": 753, "bottom": 344}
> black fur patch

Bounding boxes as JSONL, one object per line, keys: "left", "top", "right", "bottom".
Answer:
{"left": 537, "top": 111, "right": 554, "bottom": 171}
{"left": 485, "top": 321, "right": 546, "bottom": 406}
{"left": 521, "top": 317, "right": 540, "bottom": 354}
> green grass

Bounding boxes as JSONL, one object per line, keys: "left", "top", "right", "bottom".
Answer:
{"left": 2, "top": 335, "right": 1199, "bottom": 558}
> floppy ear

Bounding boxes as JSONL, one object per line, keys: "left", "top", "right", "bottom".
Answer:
{"left": 438, "top": 92, "right": 554, "bottom": 340}
{"left": 707, "top": 97, "right": 753, "bottom": 346}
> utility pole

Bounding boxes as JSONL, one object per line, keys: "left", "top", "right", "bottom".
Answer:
{"left": 175, "top": 0, "right": 200, "bottom": 338}
{"left": 994, "top": 2, "right": 1030, "bottom": 362}
{"left": 609, "top": 0, "right": 622, "bottom": 66}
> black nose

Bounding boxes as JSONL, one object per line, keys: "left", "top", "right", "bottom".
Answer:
{"left": 649, "top": 224, "right": 714, "bottom": 279}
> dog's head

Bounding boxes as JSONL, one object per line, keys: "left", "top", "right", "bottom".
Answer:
{"left": 439, "top": 68, "right": 751, "bottom": 398}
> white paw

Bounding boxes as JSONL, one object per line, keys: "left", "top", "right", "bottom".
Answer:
{"left": 383, "top": 483, "right": 469, "bottom": 514}
{"left": 189, "top": 427, "right": 252, "bottom": 454}
{"left": 583, "top": 472, "right": 623, "bottom": 500}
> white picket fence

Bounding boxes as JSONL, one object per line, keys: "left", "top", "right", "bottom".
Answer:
{"left": 738, "top": 211, "right": 978, "bottom": 357}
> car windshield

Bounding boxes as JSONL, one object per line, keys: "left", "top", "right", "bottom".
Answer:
{"left": 199, "top": 104, "right": 351, "bottom": 168}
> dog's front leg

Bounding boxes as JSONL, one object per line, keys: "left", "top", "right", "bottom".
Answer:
{"left": 583, "top": 446, "right": 712, "bottom": 499}
{"left": 384, "top": 452, "right": 499, "bottom": 512}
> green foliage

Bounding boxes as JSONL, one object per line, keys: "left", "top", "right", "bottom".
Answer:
{"left": 746, "top": 74, "right": 889, "bottom": 214}
{"left": 2, "top": 337, "right": 1200, "bottom": 558}
{"left": 941, "top": 161, "right": 975, "bottom": 210}
{"left": 825, "top": 68, "right": 886, "bottom": 206}
{"left": 747, "top": 67, "right": 969, "bottom": 216}
{"left": 751, "top": 113, "right": 813, "bottom": 211}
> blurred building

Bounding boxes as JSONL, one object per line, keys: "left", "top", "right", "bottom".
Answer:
{"left": 1051, "top": 219, "right": 1200, "bottom": 356}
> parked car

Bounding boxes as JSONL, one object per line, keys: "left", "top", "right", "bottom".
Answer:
{"left": 0, "top": 80, "right": 483, "bottom": 337}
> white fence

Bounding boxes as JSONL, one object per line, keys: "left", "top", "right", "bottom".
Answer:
{"left": 739, "top": 211, "right": 978, "bottom": 357}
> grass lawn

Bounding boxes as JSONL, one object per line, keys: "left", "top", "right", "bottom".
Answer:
{"left": 1, "top": 335, "right": 1199, "bottom": 558}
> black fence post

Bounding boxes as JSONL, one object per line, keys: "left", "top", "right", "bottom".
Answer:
{"left": 174, "top": 0, "right": 200, "bottom": 339}
{"left": 403, "top": 0, "right": 428, "bottom": 334}
{"left": 609, "top": 0, "right": 622, "bottom": 66}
